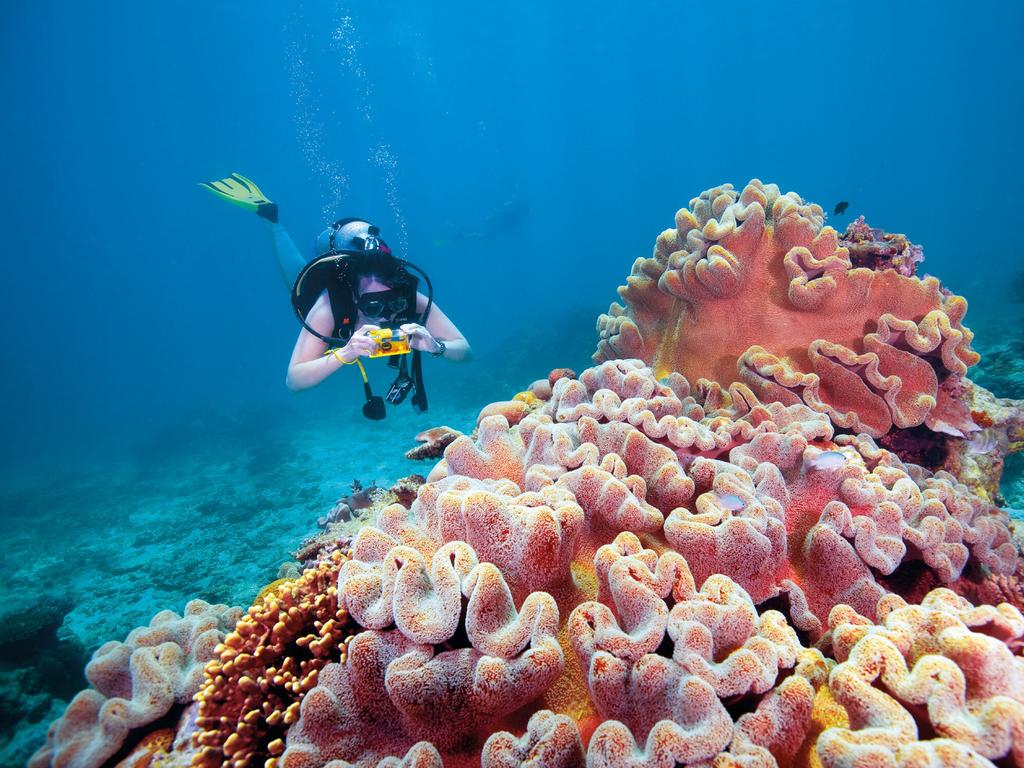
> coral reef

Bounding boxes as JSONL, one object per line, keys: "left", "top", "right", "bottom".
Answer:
{"left": 318, "top": 480, "right": 381, "bottom": 529}
{"left": 548, "top": 368, "right": 578, "bottom": 388}
{"left": 840, "top": 214, "right": 924, "bottom": 276}
{"left": 283, "top": 545, "right": 562, "bottom": 767}
{"left": 595, "top": 180, "right": 979, "bottom": 440}
{"left": 278, "top": 359, "right": 1021, "bottom": 765}
{"left": 29, "top": 179, "right": 1024, "bottom": 767}
{"left": 944, "top": 380, "right": 1024, "bottom": 504}
{"left": 301, "top": 477, "right": 427, "bottom": 566}
{"left": 570, "top": 530, "right": 818, "bottom": 765}
{"left": 29, "top": 600, "right": 242, "bottom": 768}
{"left": 406, "top": 428, "right": 463, "bottom": 461}
{"left": 144, "top": 358, "right": 1015, "bottom": 767}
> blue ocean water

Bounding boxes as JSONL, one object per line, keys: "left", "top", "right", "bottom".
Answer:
{"left": 2, "top": 0, "right": 1023, "bottom": 763}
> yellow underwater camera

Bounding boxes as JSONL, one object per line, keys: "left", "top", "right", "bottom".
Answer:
{"left": 368, "top": 328, "right": 412, "bottom": 358}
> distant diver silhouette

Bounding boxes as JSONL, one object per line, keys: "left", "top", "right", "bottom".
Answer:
{"left": 435, "top": 199, "right": 528, "bottom": 246}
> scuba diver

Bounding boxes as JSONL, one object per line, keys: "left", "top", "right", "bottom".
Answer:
{"left": 200, "top": 173, "right": 470, "bottom": 420}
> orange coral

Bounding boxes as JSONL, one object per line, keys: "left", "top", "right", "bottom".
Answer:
{"left": 595, "top": 180, "right": 979, "bottom": 438}
{"left": 972, "top": 409, "right": 995, "bottom": 428}
{"left": 548, "top": 367, "right": 578, "bottom": 387}
{"left": 113, "top": 728, "right": 175, "bottom": 767}
{"left": 477, "top": 399, "right": 532, "bottom": 426}
{"left": 191, "top": 550, "right": 356, "bottom": 768}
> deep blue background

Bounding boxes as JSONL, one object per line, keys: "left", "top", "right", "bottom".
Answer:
{"left": 2, "top": 0, "right": 1023, "bottom": 477}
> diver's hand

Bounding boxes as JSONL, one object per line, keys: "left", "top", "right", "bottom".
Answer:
{"left": 342, "top": 324, "right": 381, "bottom": 360}
{"left": 399, "top": 323, "right": 441, "bottom": 353}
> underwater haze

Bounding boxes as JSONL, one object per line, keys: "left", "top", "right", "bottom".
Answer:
{"left": 3, "top": 0, "right": 1024, "bottom": 765}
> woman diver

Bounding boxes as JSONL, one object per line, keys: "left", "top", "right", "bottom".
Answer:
{"left": 200, "top": 173, "right": 471, "bottom": 419}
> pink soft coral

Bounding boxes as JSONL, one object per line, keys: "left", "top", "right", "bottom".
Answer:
{"left": 596, "top": 180, "right": 979, "bottom": 438}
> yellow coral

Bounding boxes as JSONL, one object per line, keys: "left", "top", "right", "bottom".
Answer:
{"left": 513, "top": 390, "right": 540, "bottom": 407}
{"left": 255, "top": 577, "right": 295, "bottom": 605}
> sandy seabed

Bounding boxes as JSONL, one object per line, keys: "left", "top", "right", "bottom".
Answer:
{"left": 0, "top": 393, "right": 483, "bottom": 765}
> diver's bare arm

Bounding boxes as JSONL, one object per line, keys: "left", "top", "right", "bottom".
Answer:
{"left": 285, "top": 295, "right": 346, "bottom": 391}
{"left": 433, "top": 336, "right": 471, "bottom": 362}
{"left": 420, "top": 296, "right": 472, "bottom": 363}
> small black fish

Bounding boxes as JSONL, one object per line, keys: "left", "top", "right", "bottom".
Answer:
{"left": 833, "top": 201, "right": 849, "bottom": 215}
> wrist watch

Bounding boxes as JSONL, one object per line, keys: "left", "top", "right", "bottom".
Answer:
{"left": 431, "top": 339, "right": 446, "bottom": 357}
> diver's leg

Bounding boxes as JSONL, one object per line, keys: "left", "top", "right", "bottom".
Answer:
{"left": 199, "top": 174, "right": 303, "bottom": 287}
{"left": 264, "top": 221, "right": 306, "bottom": 289}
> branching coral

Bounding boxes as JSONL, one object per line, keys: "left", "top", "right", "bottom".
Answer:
{"left": 29, "top": 600, "right": 242, "bottom": 768}
{"left": 191, "top": 550, "right": 356, "bottom": 768}
{"left": 595, "top": 180, "right": 979, "bottom": 439}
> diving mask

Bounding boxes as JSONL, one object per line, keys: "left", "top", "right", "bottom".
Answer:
{"left": 357, "top": 289, "right": 409, "bottom": 319}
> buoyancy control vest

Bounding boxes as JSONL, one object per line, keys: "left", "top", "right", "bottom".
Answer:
{"left": 290, "top": 222, "right": 434, "bottom": 419}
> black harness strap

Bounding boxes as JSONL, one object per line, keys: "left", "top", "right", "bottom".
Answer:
{"left": 411, "top": 349, "right": 427, "bottom": 413}
{"left": 325, "top": 281, "right": 356, "bottom": 342}
{"left": 292, "top": 251, "right": 432, "bottom": 417}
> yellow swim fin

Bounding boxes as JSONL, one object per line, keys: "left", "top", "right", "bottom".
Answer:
{"left": 199, "top": 173, "right": 277, "bottom": 220}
